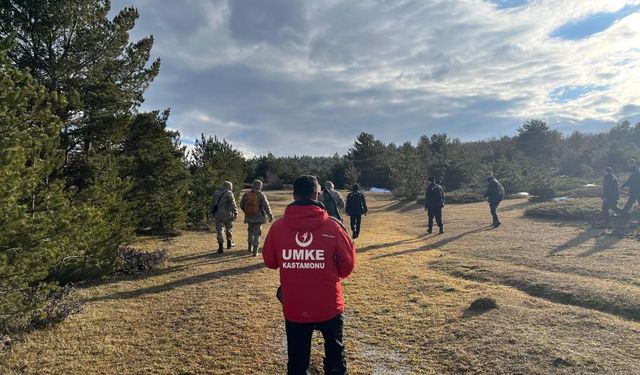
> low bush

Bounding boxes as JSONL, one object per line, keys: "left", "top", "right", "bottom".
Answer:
{"left": 525, "top": 198, "right": 601, "bottom": 221}
{"left": 566, "top": 185, "right": 602, "bottom": 199}
{"left": 447, "top": 189, "right": 486, "bottom": 204}
{"left": 1, "top": 284, "right": 82, "bottom": 338}
{"left": 416, "top": 188, "right": 485, "bottom": 205}
{"left": 117, "top": 246, "right": 169, "bottom": 275}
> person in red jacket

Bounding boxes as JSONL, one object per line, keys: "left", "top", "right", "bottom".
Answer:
{"left": 263, "top": 175, "right": 356, "bottom": 375}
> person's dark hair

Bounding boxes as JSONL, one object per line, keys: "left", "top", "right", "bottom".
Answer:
{"left": 486, "top": 177, "right": 494, "bottom": 182}
{"left": 428, "top": 176, "right": 436, "bottom": 183}
{"left": 293, "top": 175, "right": 320, "bottom": 199}
{"left": 352, "top": 184, "right": 360, "bottom": 191}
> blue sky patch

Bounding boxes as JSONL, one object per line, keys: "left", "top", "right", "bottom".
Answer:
{"left": 549, "top": 85, "right": 607, "bottom": 103}
{"left": 487, "top": 0, "right": 529, "bottom": 10}
{"left": 551, "top": 4, "right": 640, "bottom": 40}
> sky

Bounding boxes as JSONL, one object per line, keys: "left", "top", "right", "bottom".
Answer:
{"left": 110, "top": 0, "right": 640, "bottom": 157}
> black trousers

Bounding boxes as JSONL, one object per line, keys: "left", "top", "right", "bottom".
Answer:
{"left": 489, "top": 201, "right": 501, "bottom": 224}
{"left": 623, "top": 193, "right": 639, "bottom": 213}
{"left": 350, "top": 215, "right": 362, "bottom": 236}
{"left": 603, "top": 199, "right": 624, "bottom": 221}
{"left": 427, "top": 208, "right": 443, "bottom": 230}
{"left": 285, "top": 314, "right": 346, "bottom": 375}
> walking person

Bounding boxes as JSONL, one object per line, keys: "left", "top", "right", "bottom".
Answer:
{"left": 211, "top": 181, "right": 238, "bottom": 254}
{"left": 484, "top": 175, "right": 505, "bottom": 227}
{"left": 621, "top": 159, "right": 640, "bottom": 215}
{"left": 320, "top": 181, "right": 345, "bottom": 222}
{"left": 602, "top": 167, "right": 624, "bottom": 224}
{"left": 240, "top": 179, "right": 273, "bottom": 256}
{"left": 424, "top": 177, "right": 445, "bottom": 234}
{"left": 345, "top": 184, "right": 368, "bottom": 239}
{"left": 263, "top": 175, "right": 356, "bottom": 375}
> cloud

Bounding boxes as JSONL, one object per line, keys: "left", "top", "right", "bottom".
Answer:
{"left": 110, "top": 0, "right": 640, "bottom": 156}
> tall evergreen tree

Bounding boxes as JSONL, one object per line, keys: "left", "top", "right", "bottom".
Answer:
{"left": 120, "top": 111, "right": 189, "bottom": 234}
{"left": 188, "top": 135, "right": 246, "bottom": 226}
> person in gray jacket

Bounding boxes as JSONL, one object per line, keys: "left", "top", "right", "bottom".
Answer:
{"left": 211, "top": 181, "right": 238, "bottom": 253}
{"left": 320, "top": 181, "right": 345, "bottom": 222}
{"left": 240, "top": 179, "right": 273, "bottom": 256}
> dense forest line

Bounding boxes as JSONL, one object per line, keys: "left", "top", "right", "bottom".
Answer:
{"left": 1, "top": 0, "right": 639, "bottom": 337}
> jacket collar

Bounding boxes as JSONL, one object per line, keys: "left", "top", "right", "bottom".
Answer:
{"left": 289, "top": 198, "right": 326, "bottom": 210}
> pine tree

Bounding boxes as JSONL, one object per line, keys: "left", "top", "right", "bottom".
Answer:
{"left": 188, "top": 135, "right": 247, "bottom": 226}
{"left": 0, "top": 44, "right": 76, "bottom": 333}
{"left": 120, "top": 111, "right": 189, "bottom": 234}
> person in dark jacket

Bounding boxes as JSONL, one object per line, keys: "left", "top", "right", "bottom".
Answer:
{"left": 424, "top": 177, "right": 445, "bottom": 234}
{"left": 345, "top": 184, "right": 368, "bottom": 239}
{"left": 622, "top": 159, "right": 640, "bottom": 215}
{"left": 602, "top": 167, "right": 624, "bottom": 223}
{"left": 484, "top": 176, "right": 505, "bottom": 227}
{"left": 263, "top": 175, "right": 356, "bottom": 375}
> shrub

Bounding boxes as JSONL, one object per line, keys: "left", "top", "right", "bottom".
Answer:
{"left": 117, "top": 246, "right": 169, "bottom": 274}
{"left": 1, "top": 284, "right": 82, "bottom": 337}
{"left": 446, "top": 189, "right": 485, "bottom": 204}
{"left": 525, "top": 198, "right": 601, "bottom": 221}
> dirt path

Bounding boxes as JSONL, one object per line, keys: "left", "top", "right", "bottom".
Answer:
{"left": 2, "top": 192, "right": 640, "bottom": 374}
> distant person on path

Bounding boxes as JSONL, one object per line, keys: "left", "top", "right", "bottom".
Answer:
{"left": 240, "top": 179, "right": 273, "bottom": 256}
{"left": 345, "top": 184, "right": 368, "bottom": 239}
{"left": 211, "top": 181, "right": 238, "bottom": 253}
{"left": 621, "top": 159, "right": 640, "bottom": 215}
{"left": 263, "top": 175, "right": 356, "bottom": 375}
{"left": 484, "top": 175, "right": 505, "bottom": 227}
{"left": 424, "top": 177, "right": 445, "bottom": 234}
{"left": 602, "top": 167, "right": 624, "bottom": 224}
{"left": 320, "top": 181, "right": 345, "bottom": 222}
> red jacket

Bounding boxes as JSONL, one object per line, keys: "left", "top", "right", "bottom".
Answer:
{"left": 263, "top": 200, "right": 356, "bottom": 323}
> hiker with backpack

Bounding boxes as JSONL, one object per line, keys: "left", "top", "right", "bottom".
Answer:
{"left": 602, "top": 167, "right": 624, "bottom": 224}
{"left": 240, "top": 179, "right": 273, "bottom": 256}
{"left": 320, "top": 181, "right": 345, "bottom": 222}
{"left": 345, "top": 184, "right": 368, "bottom": 239}
{"left": 262, "top": 175, "right": 356, "bottom": 375}
{"left": 424, "top": 177, "right": 445, "bottom": 234}
{"left": 484, "top": 175, "right": 505, "bottom": 227}
{"left": 211, "top": 181, "right": 238, "bottom": 254}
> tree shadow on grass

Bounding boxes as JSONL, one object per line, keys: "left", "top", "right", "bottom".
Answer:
{"left": 88, "top": 262, "right": 265, "bottom": 302}
{"left": 499, "top": 200, "right": 534, "bottom": 212}
{"left": 358, "top": 238, "right": 421, "bottom": 253}
{"left": 371, "top": 226, "right": 494, "bottom": 260}
{"left": 549, "top": 222, "right": 637, "bottom": 257}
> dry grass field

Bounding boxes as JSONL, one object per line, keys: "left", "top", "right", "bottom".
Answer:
{"left": 2, "top": 191, "right": 640, "bottom": 374}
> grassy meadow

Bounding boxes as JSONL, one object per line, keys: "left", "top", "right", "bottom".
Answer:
{"left": 1, "top": 191, "right": 639, "bottom": 374}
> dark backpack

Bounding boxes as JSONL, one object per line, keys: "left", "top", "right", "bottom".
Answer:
{"left": 346, "top": 192, "right": 364, "bottom": 214}
{"left": 211, "top": 191, "right": 227, "bottom": 215}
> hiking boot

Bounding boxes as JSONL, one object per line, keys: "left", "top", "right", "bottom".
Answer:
{"left": 353, "top": 232, "right": 359, "bottom": 239}
{"left": 427, "top": 228, "right": 433, "bottom": 234}
{"left": 493, "top": 222, "right": 501, "bottom": 228}
{"left": 227, "top": 240, "right": 234, "bottom": 249}
{"left": 439, "top": 227, "right": 445, "bottom": 234}
{"left": 252, "top": 245, "right": 259, "bottom": 257}
{"left": 217, "top": 241, "right": 224, "bottom": 254}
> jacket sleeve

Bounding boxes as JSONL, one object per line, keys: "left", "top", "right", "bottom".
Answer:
{"left": 262, "top": 227, "right": 279, "bottom": 269}
{"left": 261, "top": 193, "right": 273, "bottom": 219}
{"left": 424, "top": 188, "right": 429, "bottom": 208}
{"left": 335, "top": 191, "right": 345, "bottom": 210}
{"left": 345, "top": 194, "right": 351, "bottom": 215}
{"left": 440, "top": 186, "right": 446, "bottom": 205}
{"left": 239, "top": 193, "right": 246, "bottom": 212}
{"left": 362, "top": 193, "right": 368, "bottom": 213}
{"left": 334, "top": 225, "right": 356, "bottom": 279}
{"left": 228, "top": 192, "right": 238, "bottom": 216}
